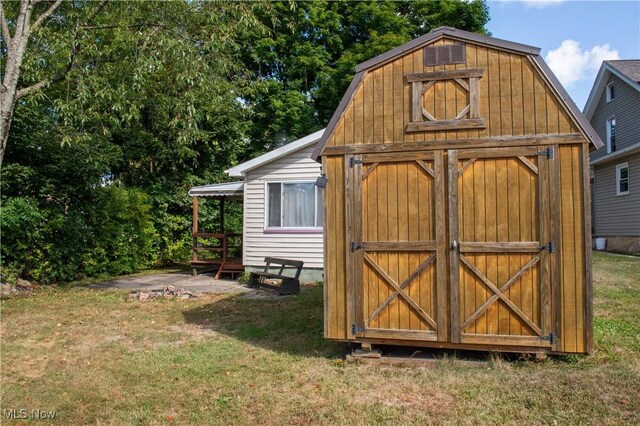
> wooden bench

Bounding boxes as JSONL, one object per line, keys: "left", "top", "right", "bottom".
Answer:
{"left": 248, "top": 257, "right": 304, "bottom": 295}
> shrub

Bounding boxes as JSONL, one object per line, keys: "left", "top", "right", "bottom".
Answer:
{"left": 1, "top": 187, "right": 159, "bottom": 284}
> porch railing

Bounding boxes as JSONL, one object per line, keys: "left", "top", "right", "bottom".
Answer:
{"left": 191, "top": 232, "right": 243, "bottom": 265}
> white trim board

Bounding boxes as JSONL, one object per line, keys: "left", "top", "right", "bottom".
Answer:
{"left": 584, "top": 61, "right": 640, "bottom": 120}
{"left": 226, "top": 129, "right": 325, "bottom": 177}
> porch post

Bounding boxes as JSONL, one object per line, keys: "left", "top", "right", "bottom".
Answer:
{"left": 192, "top": 196, "right": 199, "bottom": 276}
{"left": 220, "top": 196, "right": 226, "bottom": 233}
{"left": 192, "top": 196, "right": 199, "bottom": 234}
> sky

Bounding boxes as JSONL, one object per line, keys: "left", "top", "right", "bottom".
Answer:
{"left": 485, "top": 0, "right": 640, "bottom": 110}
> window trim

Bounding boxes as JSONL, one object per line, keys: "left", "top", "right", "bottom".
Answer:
{"left": 616, "top": 162, "right": 629, "bottom": 196}
{"left": 264, "top": 180, "right": 323, "bottom": 232}
{"left": 606, "top": 82, "right": 615, "bottom": 102}
{"left": 405, "top": 67, "right": 486, "bottom": 132}
{"left": 606, "top": 116, "right": 616, "bottom": 154}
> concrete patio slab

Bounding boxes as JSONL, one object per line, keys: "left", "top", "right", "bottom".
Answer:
{"left": 89, "top": 272, "right": 255, "bottom": 294}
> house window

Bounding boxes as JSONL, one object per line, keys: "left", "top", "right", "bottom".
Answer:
{"left": 606, "top": 117, "right": 616, "bottom": 153}
{"left": 267, "top": 182, "right": 323, "bottom": 229}
{"left": 616, "top": 163, "right": 629, "bottom": 196}
{"left": 606, "top": 82, "right": 615, "bottom": 102}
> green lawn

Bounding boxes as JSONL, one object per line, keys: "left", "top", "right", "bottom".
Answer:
{"left": 1, "top": 252, "right": 639, "bottom": 425}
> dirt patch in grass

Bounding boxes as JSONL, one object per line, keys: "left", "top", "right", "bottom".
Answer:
{"left": 1, "top": 253, "right": 639, "bottom": 425}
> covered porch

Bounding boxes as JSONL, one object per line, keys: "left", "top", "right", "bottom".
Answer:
{"left": 188, "top": 182, "right": 244, "bottom": 279}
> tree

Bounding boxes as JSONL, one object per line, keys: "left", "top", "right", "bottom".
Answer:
{"left": 0, "top": 0, "right": 263, "bottom": 166}
{"left": 0, "top": 0, "right": 109, "bottom": 165}
{"left": 1, "top": 1, "right": 265, "bottom": 282}
{"left": 241, "top": 0, "right": 489, "bottom": 155}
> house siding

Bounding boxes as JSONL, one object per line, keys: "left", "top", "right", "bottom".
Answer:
{"left": 243, "top": 144, "right": 324, "bottom": 270}
{"left": 589, "top": 70, "right": 640, "bottom": 239}
{"left": 593, "top": 154, "right": 640, "bottom": 236}
{"left": 590, "top": 74, "right": 640, "bottom": 161}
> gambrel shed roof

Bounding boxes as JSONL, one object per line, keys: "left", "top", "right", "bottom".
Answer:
{"left": 312, "top": 26, "right": 603, "bottom": 160}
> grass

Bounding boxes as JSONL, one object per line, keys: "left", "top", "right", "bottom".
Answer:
{"left": 1, "top": 251, "right": 639, "bottom": 425}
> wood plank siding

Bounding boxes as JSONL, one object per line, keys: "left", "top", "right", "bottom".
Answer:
{"left": 320, "top": 32, "right": 593, "bottom": 354}
{"left": 243, "top": 145, "right": 323, "bottom": 269}
{"left": 324, "top": 39, "right": 579, "bottom": 148}
{"left": 324, "top": 155, "right": 347, "bottom": 339}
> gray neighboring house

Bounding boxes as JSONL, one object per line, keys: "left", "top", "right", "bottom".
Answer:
{"left": 584, "top": 60, "right": 640, "bottom": 253}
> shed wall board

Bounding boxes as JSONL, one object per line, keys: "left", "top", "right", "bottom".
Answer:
{"left": 324, "top": 155, "right": 347, "bottom": 340}
{"left": 324, "top": 38, "right": 579, "bottom": 149}
{"left": 558, "top": 144, "right": 587, "bottom": 353}
{"left": 243, "top": 144, "right": 323, "bottom": 269}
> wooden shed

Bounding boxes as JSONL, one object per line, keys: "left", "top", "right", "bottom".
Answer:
{"left": 312, "top": 27, "right": 604, "bottom": 355}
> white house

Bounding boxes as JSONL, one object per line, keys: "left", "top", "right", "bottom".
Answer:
{"left": 188, "top": 129, "right": 325, "bottom": 281}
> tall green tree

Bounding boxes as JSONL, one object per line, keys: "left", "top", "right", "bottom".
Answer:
{"left": 0, "top": 0, "right": 262, "bottom": 165}
{"left": 2, "top": 1, "right": 264, "bottom": 282}
{"left": 241, "top": 0, "right": 489, "bottom": 154}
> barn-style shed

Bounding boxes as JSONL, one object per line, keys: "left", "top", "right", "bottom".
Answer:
{"left": 312, "top": 27, "right": 603, "bottom": 355}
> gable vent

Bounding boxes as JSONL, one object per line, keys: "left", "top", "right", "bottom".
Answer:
{"left": 424, "top": 43, "right": 466, "bottom": 67}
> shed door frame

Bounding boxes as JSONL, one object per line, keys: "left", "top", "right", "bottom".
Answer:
{"left": 346, "top": 145, "right": 558, "bottom": 350}
{"left": 346, "top": 151, "right": 449, "bottom": 342}
{"left": 448, "top": 146, "right": 556, "bottom": 350}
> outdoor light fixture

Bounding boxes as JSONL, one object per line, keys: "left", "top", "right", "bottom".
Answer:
{"left": 315, "top": 174, "right": 328, "bottom": 188}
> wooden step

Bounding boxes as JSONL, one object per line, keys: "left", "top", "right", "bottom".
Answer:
{"left": 215, "top": 262, "right": 245, "bottom": 279}
{"left": 191, "top": 260, "right": 223, "bottom": 265}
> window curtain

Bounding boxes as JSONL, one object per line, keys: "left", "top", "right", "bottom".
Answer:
{"left": 268, "top": 183, "right": 282, "bottom": 227}
{"left": 316, "top": 188, "right": 323, "bottom": 227}
{"left": 282, "top": 183, "right": 314, "bottom": 227}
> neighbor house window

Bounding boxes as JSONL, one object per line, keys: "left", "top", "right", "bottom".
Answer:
{"left": 606, "top": 82, "right": 615, "bottom": 102}
{"left": 267, "top": 182, "right": 323, "bottom": 229}
{"left": 616, "top": 163, "right": 629, "bottom": 196}
{"left": 606, "top": 117, "right": 616, "bottom": 153}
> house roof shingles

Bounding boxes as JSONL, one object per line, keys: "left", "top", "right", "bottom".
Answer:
{"left": 607, "top": 60, "right": 640, "bottom": 85}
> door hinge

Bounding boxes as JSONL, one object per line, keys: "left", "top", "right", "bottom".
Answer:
{"left": 539, "top": 241, "right": 556, "bottom": 253}
{"left": 350, "top": 241, "right": 364, "bottom": 252}
{"left": 349, "top": 157, "right": 363, "bottom": 167}
{"left": 540, "top": 332, "right": 558, "bottom": 344}
{"left": 351, "top": 324, "right": 365, "bottom": 334}
{"left": 537, "top": 147, "right": 554, "bottom": 158}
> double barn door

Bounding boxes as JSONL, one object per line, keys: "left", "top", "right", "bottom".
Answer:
{"left": 347, "top": 146, "right": 556, "bottom": 349}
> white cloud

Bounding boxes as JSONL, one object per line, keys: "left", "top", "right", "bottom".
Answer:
{"left": 521, "top": 0, "right": 565, "bottom": 9}
{"left": 545, "top": 39, "right": 620, "bottom": 87}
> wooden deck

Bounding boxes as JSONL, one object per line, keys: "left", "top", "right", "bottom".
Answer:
{"left": 191, "top": 232, "right": 244, "bottom": 279}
